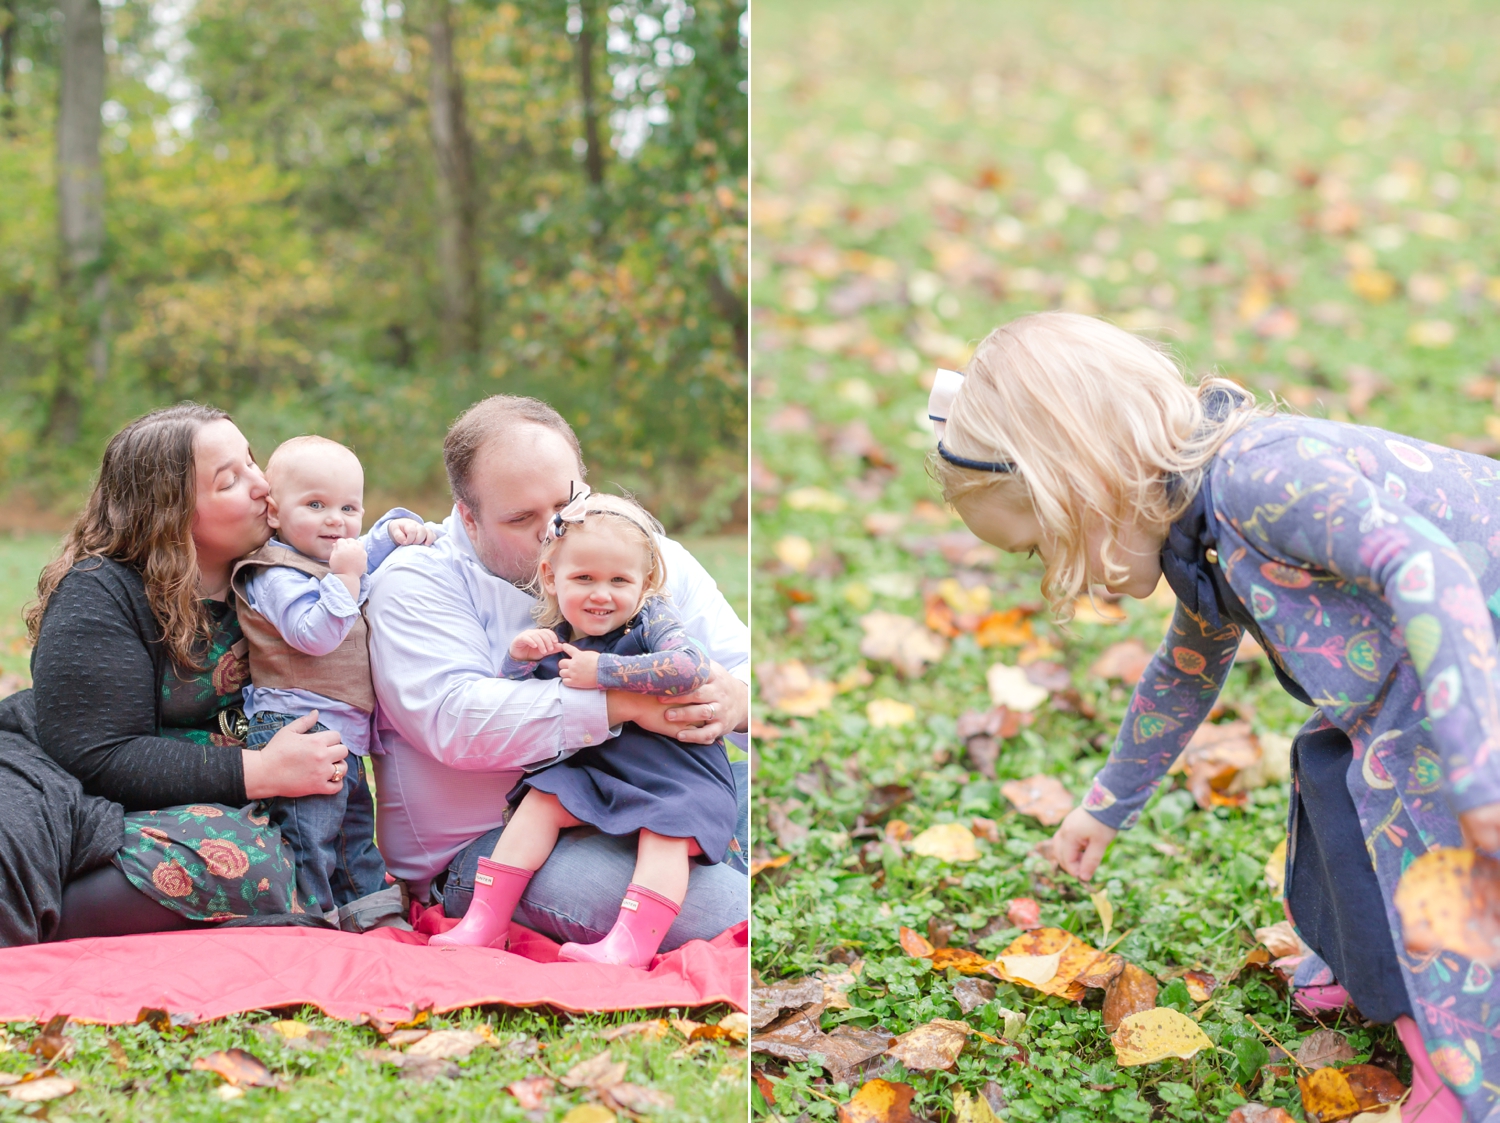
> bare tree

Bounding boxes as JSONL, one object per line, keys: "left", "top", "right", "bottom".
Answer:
{"left": 424, "top": 0, "right": 480, "bottom": 357}
{"left": 50, "top": 0, "right": 107, "bottom": 444}
{"left": 575, "top": 0, "right": 604, "bottom": 188}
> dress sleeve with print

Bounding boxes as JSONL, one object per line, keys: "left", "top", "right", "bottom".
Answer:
{"left": 597, "top": 599, "right": 710, "bottom": 695}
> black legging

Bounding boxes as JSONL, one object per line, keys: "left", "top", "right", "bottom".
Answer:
{"left": 51, "top": 864, "right": 204, "bottom": 940}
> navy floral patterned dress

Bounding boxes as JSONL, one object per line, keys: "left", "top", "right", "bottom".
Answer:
{"left": 112, "top": 600, "right": 305, "bottom": 920}
{"left": 1084, "top": 414, "right": 1500, "bottom": 1119}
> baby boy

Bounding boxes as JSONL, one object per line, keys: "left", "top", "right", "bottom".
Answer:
{"left": 231, "top": 435, "right": 436, "bottom": 928}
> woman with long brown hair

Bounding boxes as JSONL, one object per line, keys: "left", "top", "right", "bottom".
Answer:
{"left": 1, "top": 403, "right": 349, "bottom": 942}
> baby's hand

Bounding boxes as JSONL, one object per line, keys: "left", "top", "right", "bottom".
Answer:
{"left": 558, "top": 644, "right": 601, "bottom": 690}
{"left": 1051, "top": 806, "right": 1118, "bottom": 882}
{"left": 328, "top": 537, "right": 369, "bottom": 578}
{"left": 1461, "top": 801, "right": 1500, "bottom": 855}
{"left": 388, "top": 518, "right": 436, "bottom": 547}
{"left": 510, "top": 628, "right": 564, "bottom": 663}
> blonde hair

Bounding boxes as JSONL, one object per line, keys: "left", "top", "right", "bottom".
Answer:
{"left": 934, "top": 312, "right": 1270, "bottom": 615}
{"left": 531, "top": 493, "right": 669, "bottom": 629}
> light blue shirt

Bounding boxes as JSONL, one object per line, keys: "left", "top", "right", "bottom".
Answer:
{"left": 242, "top": 507, "right": 427, "bottom": 757}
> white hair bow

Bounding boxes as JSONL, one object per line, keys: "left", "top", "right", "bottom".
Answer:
{"left": 927, "top": 369, "right": 1014, "bottom": 473}
{"left": 548, "top": 482, "right": 592, "bottom": 539}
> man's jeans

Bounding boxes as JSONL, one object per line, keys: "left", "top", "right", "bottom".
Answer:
{"left": 246, "top": 711, "right": 388, "bottom": 916}
{"left": 441, "top": 758, "right": 749, "bottom": 950}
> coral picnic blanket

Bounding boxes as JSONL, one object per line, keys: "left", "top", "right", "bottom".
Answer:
{"left": 0, "top": 910, "right": 748, "bottom": 1024}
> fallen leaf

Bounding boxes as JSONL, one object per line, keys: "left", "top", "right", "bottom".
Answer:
{"left": 758, "top": 660, "right": 837, "bottom": 716}
{"left": 1111, "top": 1007, "right": 1213, "bottom": 1065}
{"left": 561, "top": 1053, "right": 629, "bottom": 1090}
{"left": 987, "top": 927, "right": 1110, "bottom": 1001}
{"left": 1182, "top": 970, "right": 1218, "bottom": 1003}
{"left": 884, "top": 1018, "right": 970, "bottom": 1071}
{"left": 1170, "top": 720, "right": 1262, "bottom": 808}
{"left": 603, "top": 1083, "right": 676, "bottom": 1113}
{"left": 994, "top": 952, "right": 1061, "bottom": 988}
{"left": 1076, "top": 952, "right": 1125, "bottom": 989}
{"left": 929, "top": 948, "right": 993, "bottom": 974}
{"left": 29, "top": 1014, "right": 73, "bottom": 1062}
{"left": 719, "top": 1013, "right": 751, "bottom": 1041}
{"left": 5, "top": 1077, "right": 77, "bottom": 1103}
{"left": 1394, "top": 847, "right": 1500, "bottom": 965}
{"left": 838, "top": 1079, "right": 918, "bottom": 1123}
{"left": 398, "top": 1057, "right": 460, "bottom": 1083}
{"left": 910, "top": 822, "right": 980, "bottom": 862}
{"left": 1071, "top": 596, "right": 1127, "bottom": 624}
{"left": 1299, "top": 1064, "right": 1406, "bottom": 1122}
{"left": 107, "top": 1036, "right": 129, "bottom": 1073}
{"left": 775, "top": 535, "right": 815, "bottom": 571}
{"left": 385, "top": 1028, "right": 429, "bottom": 1047}
{"left": 752, "top": 1011, "right": 893, "bottom": 1077}
{"left": 1001, "top": 775, "right": 1074, "bottom": 825}
{"left": 899, "top": 926, "right": 936, "bottom": 957}
{"left": 953, "top": 1086, "right": 1004, "bottom": 1123}
{"left": 1228, "top": 1106, "right": 1298, "bottom": 1123}
{"left": 192, "top": 1049, "right": 280, "bottom": 1088}
{"left": 975, "top": 608, "right": 1034, "bottom": 648}
{"left": 1090, "top": 889, "right": 1114, "bottom": 942}
{"left": 1265, "top": 838, "right": 1288, "bottom": 891}
{"left": 750, "top": 853, "right": 793, "bottom": 877}
{"left": 1103, "top": 962, "right": 1160, "bottom": 1032}
{"left": 271, "top": 1020, "right": 311, "bottom": 1040}
{"left": 406, "top": 1030, "right": 487, "bottom": 1060}
{"left": 1007, "top": 898, "right": 1041, "bottom": 929}
{"left": 1255, "top": 920, "right": 1308, "bottom": 958}
{"left": 215, "top": 1085, "right": 245, "bottom": 1101}
{"left": 953, "top": 978, "right": 997, "bottom": 1014}
{"left": 1089, "top": 640, "right": 1153, "bottom": 685}
{"left": 507, "top": 1075, "right": 554, "bottom": 1109}
{"left": 867, "top": 698, "right": 917, "bottom": 728}
{"left": 786, "top": 486, "right": 849, "bottom": 513}
{"left": 1298, "top": 1028, "right": 1356, "bottom": 1071}
{"left": 986, "top": 664, "right": 1049, "bottom": 711}
{"left": 358, "top": 1048, "right": 405, "bottom": 1066}
{"left": 860, "top": 612, "right": 948, "bottom": 677}
{"left": 753, "top": 1069, "right": 777, "bottom": 1106}
{"left": 970, "top": 816, "right": 1000, "bottom": 843}
{"left": 561, "top": 1106, "right": 617, "bottom": 1123}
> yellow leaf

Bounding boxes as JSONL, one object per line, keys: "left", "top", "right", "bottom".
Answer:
{"left": 1090, "top": 890, "right": 1114, "bottom": 943}
{"left": 785, "top": 486, "right": 848, "bottom": 513}
{"left": 985, "top": 664, "right": 1048, "bottom": 712}
{"left": 775, "top": 536, "right": 814, "bottom": 571}
{"left": 271, "top": 1020, "right": 310, "bottom": 1039}
{"left": 993, "top": 952, "right": 1061, "bottom": 987}
{"left": 1265, "top": 838, "right": 1288, "bottom": 892}
{"left": 953, "top": 1087, "right": 1004, "bottom": 1123}
{"left": 1111, "top": 1008, "right": 1213, "bottom": 1066}
{"left": 867, "top": 699, "right": 917, "bottom": 728}
{"left": 909, "top": 823, "right": 980, "bottom": 863}
{"left": 561, "top": 1106, "right": 617, "bottom": 1123}
{"left": 1408, "top": 320, "right": 1455, "bottom": 349}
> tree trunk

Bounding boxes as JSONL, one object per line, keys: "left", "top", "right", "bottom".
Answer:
{"left": 51, "top": 0, "right": 108, "bottom": 445}
{"left": 424, "top": 0, "right": 480, "bottom": 358}
{"left": 1, "top": 0, "right": 18, "bottom": 133}
{"left": 575, "top": 0, "right": 604, "bottom": 188}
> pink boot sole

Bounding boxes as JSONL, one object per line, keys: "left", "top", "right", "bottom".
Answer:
{"left": 1396, "top": 1016, "right": 1466, "bottom": 1122}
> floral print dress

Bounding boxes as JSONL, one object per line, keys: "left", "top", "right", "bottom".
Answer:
{"left": 112, "top": 600, "right": 305, "bottom": 920}
{"left": 1084, "top": 415, "right": 1500, "bottom": 1120}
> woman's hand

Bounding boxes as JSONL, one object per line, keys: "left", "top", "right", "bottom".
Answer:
{"left": 241, "top": 711, "right": 349, "bottom": 800}
{"left": 1052, "top": 807, "right": 1118, "bottom": 881}
{"left": 1461, "top": 801, "right": 1500, "bottom": 855}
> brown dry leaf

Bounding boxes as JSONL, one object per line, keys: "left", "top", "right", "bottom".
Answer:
{"left": 750, "top": 854, "right": 793, "bottom": 877}
{"left": 507, "top": 1075, "right": 554, "bottom": 1109}
{"left": 603, "top": 1083, "right": 676, "bottom": 1113}
{"left": 758, "top": 661, "right": 837, "bottom": 716}
{"left": 1103, "top": 962, "right": 1160, "bottom": 1032}
{"left": 4, "top": 1077, "right": 76, "bottom": 1104}
{"left": 1111, "top": 1008, "right": 1213, "bottom": 1066}
{"left": 1001, "top": 776, "right": 1074, "bottom": 826}
{"left": 928, "top": 948, "right": 993, "bottom": 974}
{"left": 1089, "top": 640, "right": 1153, "bottom": 685}
{"left": 192, "top": 1048, "right": 280, "bottom": 1088}
{"left": 1394, "top": 847, "right": 1500, "bottom": 964}
{"left": 1181, "top": 970, "right": 1218, "bottom": 1003}
{"left": 1298, "top": 1064, "right": 1406, "bottom": 1122}
{"left": 971, "top": 816, "right": 1000, "bottom": 843}
{"left": 986, "top": 664, "right": 1049, "bottom": 711}
{"left": 953, "top": 1086, "right": 1004, "bottom": 1123}
{"left": 1076, "top": 953, "right": 1125, "bottom": 989}
{"left": 561, "top": 1053, "right": 628, "bottom": 1090}
{"left": 1255, "top": 920, "right": 1308, "bottom": 958}
{"left": 987, "top": 927, "right": 1109, "bottom": 1001}
{"left": 107, "top": 1036, "right": 129, "bottom": 1073}
{"left": 1297, "top": 1028, "right": 1356, "bottom": 1071}
{"left": 1170, "top": 720, "right": 1263, "bottom": 808}
{"left": 838, "top": 1079, "right": 918, "bottom": 1123}
{"left": 859, "top": 612, "right": 948, "bottom": 677}
{"left": 561, "top": 1106, "right": 617, "bottom": 1123}
{"left": 953, "top": 978, "right": 997, "bottom": 1014}
{"left": 975, "top": 608, "right": 1034, "bottom": 649}
{"left": 406, "top": 1030, "right": 487, "bottom": 1060}
{"left": 899, "top": 927, "right": 936, "bottom": 957}
{"left": 752, "top": 1011, "right": 892, "bottom": 1077}
{"left": 358, "top": 1048, "right": 405, "bottom": 1066}
{"left": 385, "top": 1028, "right": 429, "bottom": 1047}
{"left": 910, "top": 822, "right": 980, "bottom": 862}
{"left": 718, "top": 1013, "right": 750, "bottom": 1041}
{"left": 884, "top": 1018, "right": 970, "bottom": 1072}
{"left": 1007, "top": 898, "right": 1041, "bottom": 930}
{"left": 1227, "top": 1106, "right": 1298, "bottom": 1123}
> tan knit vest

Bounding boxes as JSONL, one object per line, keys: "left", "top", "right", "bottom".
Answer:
{"left": 231, "top": 542, "right": 376, "bottom": 713}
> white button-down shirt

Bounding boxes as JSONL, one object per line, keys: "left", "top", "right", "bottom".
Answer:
{"left": 367, "top": 508, "right": 749, "bottom": 897}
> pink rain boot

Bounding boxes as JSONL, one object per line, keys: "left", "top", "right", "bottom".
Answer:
{"left": 1395, "top": 1016, "right": 1467, "bottom": 1121}
{"left": 556, "top": 884, "right": 680, "bottom": 968}
{"left": 1294, "top": 983, "right": 1352, "bottom": 1015}
{"left": 429, "top": 860, "right": 532, "bottom": 948}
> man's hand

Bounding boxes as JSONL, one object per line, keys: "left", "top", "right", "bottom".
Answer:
{"left": 510, "top": 628, "right": 564, "bottom": 663}
{"left": 329, "top": 537, "right": 369, "bottom": 577}
{"left": 1052, "top": 806, "right": 1118, "bottom": 881}
{"left": 664, "top": 663, "right": 749, "bottom": 743}
{"left": 558, "top": 645, "right": 601, "bottom": 689}
{"left": 389, "top": 518, "right": 436, "bottom": 547}
{"left": 1461, "top": 801, "right": 1500, "bottom": 854}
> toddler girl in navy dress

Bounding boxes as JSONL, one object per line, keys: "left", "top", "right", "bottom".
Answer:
{"left": 430, "top": 488, "right": 736, "bottom": 966}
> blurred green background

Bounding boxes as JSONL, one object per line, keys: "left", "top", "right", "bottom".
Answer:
{"left": 0, "top": 0, "right": 746, "bottom": 533}
{"left": 751, "top": 1, "right": 1500, "bottom": 1120}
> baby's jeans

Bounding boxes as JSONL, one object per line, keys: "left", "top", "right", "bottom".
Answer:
{"left": 245, "top": 711, "right": 387, "bottom": 918}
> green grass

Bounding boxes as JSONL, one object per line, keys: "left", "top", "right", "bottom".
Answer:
{"left": 0, "top": 530, "right": 749, "bottom": 1119}
{"left": 750, "top": 1, "right": 1500, "bottom": 1120}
